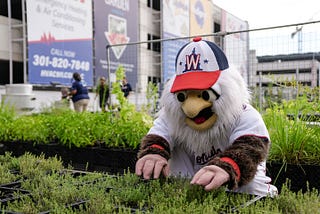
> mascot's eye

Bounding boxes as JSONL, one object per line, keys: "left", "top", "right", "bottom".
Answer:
{"left": 201, "top": 91, "right": 210, "bottom": 101}
{"left": 202, "top": 90, "right": 219, "bottom": 101}
{"left": 176, "top": 91, "right": 187, "bottom": 102}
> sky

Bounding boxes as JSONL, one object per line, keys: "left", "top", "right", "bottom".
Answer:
{"left": 212, "top": 0, "right": 320, "bottom": 55}
{"left": 212, "top": 0, "right": 320, "bottom": 29}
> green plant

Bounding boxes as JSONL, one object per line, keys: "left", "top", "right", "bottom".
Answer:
{"left": 9, "top": 114, "right": 52, "bottom": 144}
{"left": 0, "top": 103, "right": 16, "bottom": 141}
{"left": 0, "top": 152, "right": 18, "bottom": 184}
{"left": 0, "top": 102, "right": 152, "bottom": 149}
{"left": 263, "top": 96, "right": 320, "bottom": 165}
{"left": 145, "top": 81, "right": 159, "bottom": 116}
{"left": 47, "top": 110, "right": 108, "bottom": 148}
{"left": 107, "top": 66, "right": 153, "bottom": 148}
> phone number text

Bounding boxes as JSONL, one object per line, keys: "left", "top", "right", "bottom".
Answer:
{"left": 32, "top": 55, "right": 90, "bottom": 72}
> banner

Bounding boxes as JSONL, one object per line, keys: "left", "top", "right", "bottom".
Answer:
{"left": 26, "top": 0, "right": 93, "bottom": 86}
{"left": 94, "top": 0, "right": 138, "bottom": 89}
{"left": 162, "top": 0, "right": 190, "bottom": 82}
{"left": 190, "top": 0, "right": 213, "bottom": 38}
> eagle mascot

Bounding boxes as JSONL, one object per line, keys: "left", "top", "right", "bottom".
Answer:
{"left": 135, "top": 37, "right": 278, "bottom": 197}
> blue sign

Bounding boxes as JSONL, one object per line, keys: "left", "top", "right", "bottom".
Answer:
{"left": 94, "top": 0, "right": 138, "bottom": 89}
{"left": 26, "top": 0, "right": 93, "bottom": 86}
{"left": 28, "top": 40, "right": 93, "bottom": 86}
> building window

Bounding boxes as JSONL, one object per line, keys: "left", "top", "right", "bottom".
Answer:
{"left": 0, "top": 60, "right": 24, "bottom": 85}
{"left": 148, "top": 76, "right": 161, "bottom": 85}
{"left": 147, "top": 34, "right": 161, "bottom": 53}
{"left": 256, "top": 69, "right": 311, "bottom": 75}
{"left": 147, "top": 0, "right": 160, "bottom": 11}
{"left": 213, "top": 22, "right": 222, "bottom": 47}
{"left": 214, "top": 22, "right": 221, "bottom": 33}
{"left": 0, "top": 1, "right": 22, "bottom": 20}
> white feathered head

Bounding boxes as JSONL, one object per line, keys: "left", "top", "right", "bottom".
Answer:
{"left": 159, "top": 37, "right": 251, "bottom": 153}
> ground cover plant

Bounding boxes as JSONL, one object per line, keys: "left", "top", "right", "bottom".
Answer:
{"left": 0, "top": 152, "right": 319, "bottom": 213}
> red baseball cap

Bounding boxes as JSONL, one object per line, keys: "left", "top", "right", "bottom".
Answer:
{"left": 170, "top": 37, "right": 229, "bottom": 93}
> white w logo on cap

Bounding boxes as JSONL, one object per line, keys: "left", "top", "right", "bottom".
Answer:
{"left": 184, "top": 48, "right": 202, "bottom": 73}
{"left": 171, "top": 38, "right": 228, "bottom": 93}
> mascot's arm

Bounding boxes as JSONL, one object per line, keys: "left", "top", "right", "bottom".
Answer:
{"left": 208, "top": 135, "right": 269, "bottom": 190}
{"left": 137, "top": 134, "right": 171, "bottom": 160}
{"left": 135, "top": 134, "right": 171, "bottom": 179}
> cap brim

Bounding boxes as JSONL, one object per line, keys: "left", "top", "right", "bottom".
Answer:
{"left": 170, "top": 70, "right": 221, "bottom": 93}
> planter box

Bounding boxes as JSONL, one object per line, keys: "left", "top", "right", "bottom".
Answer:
{"left": 0, "top": 141, "right": 138, "bottom": 174}
{"left": 266, "top": 162, "right": 320, "bottom": 193}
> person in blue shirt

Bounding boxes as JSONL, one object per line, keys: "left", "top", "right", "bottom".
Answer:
{"left": 69, "top": 72, "right": 90, "bottom": 112}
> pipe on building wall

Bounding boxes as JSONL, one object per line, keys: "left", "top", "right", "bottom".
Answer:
{"left": 7, "top": 0, "right": 13, "bottom": 84}
{"left": 22, "top": 0, "right": 27, "bottom": 83}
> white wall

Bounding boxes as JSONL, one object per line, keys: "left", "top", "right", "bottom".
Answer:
{"left": 0, "top": 85, "right": 149, "bottom": 114}
{"left": 0, "top": 16, "right": 23, "bottom": 61}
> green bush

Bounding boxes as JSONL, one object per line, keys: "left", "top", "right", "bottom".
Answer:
{"left": 263, "top": 95, "right": 320, "bottom": 165}
{"left": 0, "top": 106, "right": 152, "bottom": 149}
{"left": 0, "top": 66, "right": 153, "bottom": 149}
{"left": 0, "top": 104, "right": 16, "bottom": 142}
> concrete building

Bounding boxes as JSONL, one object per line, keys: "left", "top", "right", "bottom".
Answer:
{"left": 255, "top": 53, "right": 320, "bottom": 88}
{"left": 249, "top": 50, "right": 320, "bottom": 107}
{"left": 0, "top": 1, "right": 249, "bottom": 112}
{"left": 250, "top": 50, "right": 320, "bottom": 87}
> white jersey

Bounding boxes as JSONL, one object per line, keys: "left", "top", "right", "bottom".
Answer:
{"left": 148, "top": 104, "right": 278, "bottom": 197}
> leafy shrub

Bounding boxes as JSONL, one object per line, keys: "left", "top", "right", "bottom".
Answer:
{"left": 0, "top": 66, "right": 153, "bottom": 149}
{"left": 0, "top": 104, "right": 16, "bottom": 141}
{"left": 263, "top": 95, "right": 320, "bottom": 165}
{"left": 0, "top": 105, "right": 152, "bottom": 149}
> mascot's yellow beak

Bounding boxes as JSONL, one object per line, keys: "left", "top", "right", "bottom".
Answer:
{"left": 181, "top": 90, "right": 218, "bottom": 131}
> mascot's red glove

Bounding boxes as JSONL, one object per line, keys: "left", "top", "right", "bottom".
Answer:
{"left": 135, "top": 154, "right": 169, "bottom": 179}
{"left": 190, "top": 165, "right": 230, "bottom": 191}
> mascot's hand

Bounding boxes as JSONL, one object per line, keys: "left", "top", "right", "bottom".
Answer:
{"left": 135, "top": 154, "right": 169, "bottom": 180}
{"left": 190, "top": 165, "right": 230, "bottom": 191}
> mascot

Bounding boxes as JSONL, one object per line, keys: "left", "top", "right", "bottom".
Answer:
{"left": 135, "top": 37, "right": 278, "bottom": 197}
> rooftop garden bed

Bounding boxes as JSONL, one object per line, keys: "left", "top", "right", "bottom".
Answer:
{"left": 0, "top": 152, "right": 319, "bottom": 213}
